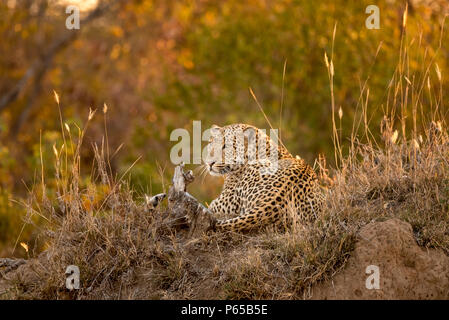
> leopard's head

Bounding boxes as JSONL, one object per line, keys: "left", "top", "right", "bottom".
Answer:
{"left": 204, "top": 123, "right": 289, "bottom": 176}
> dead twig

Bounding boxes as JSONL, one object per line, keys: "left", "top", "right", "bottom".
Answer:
{"left": 0, "top": 258, "right": 27, "bottom": 275}
{"left": 147, "top": 163, "right": 214, "bottom": 236}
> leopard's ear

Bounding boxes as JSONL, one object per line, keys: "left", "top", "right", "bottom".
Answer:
{"left": 243, "top": 127, "right": 257, "bottom": 151}
{"left": 243, "top": 126, "right": 257, "bottom": 141}
{"left": 211, "top": 124, "right": 221, "bottom": 134}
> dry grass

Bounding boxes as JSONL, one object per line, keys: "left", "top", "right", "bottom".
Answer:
{"left": 1, "top": 115, "right": 448, "bottom": 299}
{"left": 2, "top": 16, "right": 449, "bottom": 299}
{"left": 0, "top": 113, "right": 448, "bottom": 299}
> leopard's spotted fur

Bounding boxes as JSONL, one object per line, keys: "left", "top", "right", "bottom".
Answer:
{"left": 203, "top": 123, "right": 324, "bottom": 232}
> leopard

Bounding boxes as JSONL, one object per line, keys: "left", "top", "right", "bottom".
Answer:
{"left": 202, "top": 123, "right": 324, "bottom": 232}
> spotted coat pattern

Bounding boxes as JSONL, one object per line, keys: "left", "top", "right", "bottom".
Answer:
{"left": 204, "top": 124, "right": 324, "bottom": 232}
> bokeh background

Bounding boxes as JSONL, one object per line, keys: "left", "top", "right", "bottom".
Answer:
{"left": 0, "top": 0, "right": 448, "bottom": 255}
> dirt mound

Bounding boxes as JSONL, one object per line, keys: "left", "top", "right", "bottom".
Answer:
{"left": 2, "top": 218, "right": 449, "bottom": 300}
{"left": 312, "top": 218, "right": 449, "bottom": 299}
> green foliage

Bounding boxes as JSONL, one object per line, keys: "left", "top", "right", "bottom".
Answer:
{"left": 0, "top": 188, "right": 30, "bottom": 255}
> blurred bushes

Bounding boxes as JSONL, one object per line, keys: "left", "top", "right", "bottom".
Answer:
{"left": 0, "top": 0, "right": 449, "bottom": 252}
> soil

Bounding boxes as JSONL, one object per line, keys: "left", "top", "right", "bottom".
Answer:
{"left": 2, "top": 218, "right": 449, "bottom": 299}
{"left": 311, "top": 218, "right": 449, "bottom": 299}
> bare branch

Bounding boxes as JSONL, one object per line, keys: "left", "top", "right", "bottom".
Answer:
{"left": 0, "top": 258, "right": 27, "bottom": 275}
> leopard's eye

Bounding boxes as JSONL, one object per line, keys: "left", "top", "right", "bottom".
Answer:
{"left": 222, "top": 144, "right": 226, "bottom": 150}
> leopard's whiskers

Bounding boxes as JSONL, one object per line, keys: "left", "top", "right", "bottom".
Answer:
{"left": 199, "top": 164, "right": 208, "bottom": 185}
